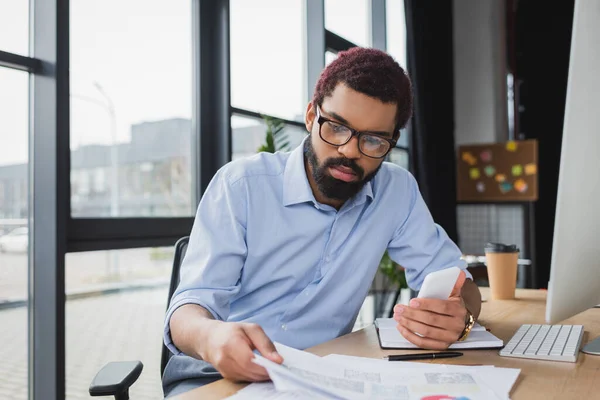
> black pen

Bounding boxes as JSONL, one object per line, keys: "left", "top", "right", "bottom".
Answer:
{"left": 384, "top": 352, "right": 463, "bottom": 361}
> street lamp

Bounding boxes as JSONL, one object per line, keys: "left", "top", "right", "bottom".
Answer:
{"left": 93, "top": 82, "right": 119, "bottom": 217}
{"left": 70, "top": 85, "right": 119, "bottom": 217}
{"left": 71, "top": 85, "right": 121, "bottom": 277}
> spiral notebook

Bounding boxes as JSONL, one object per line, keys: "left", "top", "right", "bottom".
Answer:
{"left": 374, "top": 318, "right": 504, "bottom": 350}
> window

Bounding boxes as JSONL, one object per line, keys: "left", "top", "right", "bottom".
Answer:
{"left": 385, "top": 0, "right": 410, "bottom": 161}
{"left": 92, "top": 167, "right": 107, "bottom": 194}
{"left": 232, "top": 115, "right": 267, "bottom": 161}
{"left": 65, "top": 247, "right": 172, "bottom": 399}
{"left": 326, "top": 51, "right": 338, "bottom": 66}
{"left": 230, "top": 0, "right": 306, "bottom": 122}
{"left": 389, "top": 148, "right": 409, "bottom": 170}
{"left": 0, "top": 66, "right": 29, "bottom": 400}
{"left": 0, "top": 0, "right": 29, "bottom": 56}
{"left": 395, "top": 127, "right": 409, "bottom": 148}
{"left": 386, "top": 0, "right": 408, "bottom": 69}
{"left": 284, "top": 124, "right": 309, "bottom": 150}
{"left": 70, "top": 0, "right": 193, "bottom": 217}
{"left": 325, "top": 0, "right": 371, "bottom": 47}
{"left": 232, "top": 114, "right": 307, "bottom": 161}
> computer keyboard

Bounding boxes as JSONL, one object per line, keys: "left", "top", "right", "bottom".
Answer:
{"left": 499, "top": 324, "right": 584, "bottom": 362}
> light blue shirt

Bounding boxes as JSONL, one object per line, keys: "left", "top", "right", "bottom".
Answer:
{"left": 164, "top": 141, "right": 470, "bottom": 353}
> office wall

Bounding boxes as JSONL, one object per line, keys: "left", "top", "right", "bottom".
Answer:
{"left": 453, "top": 0, "right": 526, "bottom": 286}
{"left": 453, "top": 0, "right": 507, "bottom": 146}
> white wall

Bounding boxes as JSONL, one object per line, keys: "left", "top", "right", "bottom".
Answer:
{"left": 453, "top": 0, "right": 508, "bottom": 145}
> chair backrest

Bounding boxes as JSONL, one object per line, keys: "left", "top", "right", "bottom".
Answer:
{"left": 160, "top": 236, "right": 189, "bottom": 376}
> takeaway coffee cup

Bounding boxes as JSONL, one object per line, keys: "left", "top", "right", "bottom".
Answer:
{"left": 484, "top": 243, "right": 519, "bottom": 300}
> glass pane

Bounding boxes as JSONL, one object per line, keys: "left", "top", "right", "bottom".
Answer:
{"left": 232, "top": 115, "right": 308, "bottom": 161}
{"left": 325, "top": 0, "right": 370, "bottom": 47}
{"left": 326, "top": 51, "right": 338, "bottom": 66}
{"left": 232, "top": 115, "right": 266, "bottom": 161}
{"left": 0, "top": 66, "right": 29, "bottom": 400}
{"left": 386, "top": 0, "right": 407, "bottom": 69}
{"left": 66, "top": 247, "right": 172, "bottom": 399}
{"left": 231, "top": 0, "right": 306, "bottom": 122}
{"left": 396, "top": 127, "right": 409, "bottom": 148}
{"left": 70, "top": 0, "right": 193, "bottom": 217}
{"left": 284, "top": 124, "right": 309, "bottom": 151}
{"left": 389, "top": 148, "right": 409, "bottom": 170}
{"left": 0, "top": 0, "right": 29, "bottom": 56}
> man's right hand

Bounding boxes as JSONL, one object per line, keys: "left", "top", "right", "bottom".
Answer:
{"left": 170, "top": 304, "right": 283, "bottom": 382}
{"left": 200, "top": 321, "right": 283, "bottom": 382}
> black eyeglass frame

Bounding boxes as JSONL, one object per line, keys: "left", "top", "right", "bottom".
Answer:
{"left": 315, "top": 107, "right": 398, "bottom": 159}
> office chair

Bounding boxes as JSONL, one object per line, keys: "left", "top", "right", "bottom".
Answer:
{"left": 89, "top": 236, "right": 189, "bottom": 400}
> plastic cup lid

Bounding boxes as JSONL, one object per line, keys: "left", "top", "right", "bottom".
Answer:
{"left": 484, "top": 242, "right": 520, "bottom": 253}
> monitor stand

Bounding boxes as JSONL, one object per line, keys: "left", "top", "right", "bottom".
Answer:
{"left": 582, "top": 337, "right": 600, "bottom": 355}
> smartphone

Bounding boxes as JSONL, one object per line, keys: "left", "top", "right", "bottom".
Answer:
{"left": 417, "top": 266, "right": 462, "bottom": 300}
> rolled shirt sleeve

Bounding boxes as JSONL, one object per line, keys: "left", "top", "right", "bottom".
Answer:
{"left": 163, "top": 169, "right": 248, "bottom": 355}
{"left": 387, "top": 173, "right": 471, "bottom": 291}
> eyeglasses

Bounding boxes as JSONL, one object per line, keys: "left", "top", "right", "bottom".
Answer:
{"left": 315, "top": 107, "right": 397, "bottom": 159}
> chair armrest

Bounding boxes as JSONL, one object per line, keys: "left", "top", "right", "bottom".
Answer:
{"left": 89, "top": 361, "right": 143, "bottom": 400}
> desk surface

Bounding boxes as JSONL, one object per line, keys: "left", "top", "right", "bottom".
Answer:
{"left": 175, "top": 289, "right": 600, "bottom": 400}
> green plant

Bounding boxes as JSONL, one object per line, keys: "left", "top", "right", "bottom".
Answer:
{"left": 149, "top": 247, "right": 174, "bottom": 261}
{"left": 257, "top": 115, "right": 289, "bottom": 153}
{"left": 379, "top": 251, "right": 408, "bottom": 289}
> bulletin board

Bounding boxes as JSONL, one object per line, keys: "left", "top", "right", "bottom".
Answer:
{"left": 457, "top": 140, "right": 538, "bottom": 202}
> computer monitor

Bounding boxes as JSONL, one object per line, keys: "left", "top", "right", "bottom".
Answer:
{"left": 545, "top": 0, "right": 600, "bottom": 354}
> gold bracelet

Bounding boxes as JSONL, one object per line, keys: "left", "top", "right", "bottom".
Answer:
{"left": 458, "top": 310, "right": 475, "bottom": 342}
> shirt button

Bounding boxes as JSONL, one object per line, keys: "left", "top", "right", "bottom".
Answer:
{"left": 281, "top": 324, "right": 287, "bottom": 330}
{"left": 325, "top": 256, "right": 330, "bottom": 262}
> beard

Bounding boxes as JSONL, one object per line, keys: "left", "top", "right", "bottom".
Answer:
{"left": 304, "top": 137, "right": 381, "bottom": 202}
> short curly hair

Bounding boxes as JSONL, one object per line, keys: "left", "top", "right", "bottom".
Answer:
{"left": 312, "top": 47, "right": 413, "bottom": 134}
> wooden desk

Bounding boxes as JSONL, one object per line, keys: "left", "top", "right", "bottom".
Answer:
{"left": 175, "top": 289, "right": 600, "bottom": 400}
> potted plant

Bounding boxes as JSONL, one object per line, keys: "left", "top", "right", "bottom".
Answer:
{"left": 377, "top": 251, "right": 410, "bottom": 316}
{"left": 257, "top": 115, "right": 289, "bottom": 153}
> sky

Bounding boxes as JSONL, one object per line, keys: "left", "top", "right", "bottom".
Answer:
{"left": 0, "top": 0, "right": 406, "bottom": 167}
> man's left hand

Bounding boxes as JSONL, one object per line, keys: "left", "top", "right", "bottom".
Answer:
{"left": 393, "top": 270, "right": 468, "bottom": 350}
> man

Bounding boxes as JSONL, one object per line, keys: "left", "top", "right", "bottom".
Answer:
{"left": 162, "top": 47, "right": 482, "bottom": 397}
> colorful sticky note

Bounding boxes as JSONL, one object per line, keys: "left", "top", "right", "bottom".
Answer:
{"left": 469, "top": 168, "right": 481, "bottom": 180}
{"left": 476, "top": 181, "right": 486, "bottom": 193}
{"left": 512, "top": 164, "right": 523, "bottom": 176}
{"left": 514, "top": 179, "right": 528, "bottom": 193}
{"left": 462, "top": 152, "right": 477, "bottom": 166}
{"left": 506, "top": 141, "right": 518, "bottom": 152}
{"left": 499, "top": 182, "right": 513, "bottom": 193}
{"left": 480, "top": 150, "right": 492, "bottom": 163}
{"left": 484, "top": 165, "right": 496, "bottom": 177}
{"left": 495, "top": 174, "right": 506, "bottom": 183}
{"left": 525, "top": 163, "right": 537, "bottom": 175}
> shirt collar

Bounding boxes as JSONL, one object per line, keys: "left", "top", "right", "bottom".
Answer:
{"left": 282, "top": 138, "right": 375, "bottom": 207}
{"left": 352, "top": 177, "right": 374, "bottom": 207}
{"left": 282, "top": 141, "right": 317, "bottom": 206}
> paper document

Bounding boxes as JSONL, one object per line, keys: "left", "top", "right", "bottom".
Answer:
{"left": 375, "top": 318, "right": 504, "bottom": 349}
{"left": 226, "top": 382, "right": 315, "bottom": 399}
{"left": 247, "top": 343, "right": 514, "bottom": 400}
{"left": 323, "top": 354, "right": 520, "bottom": 400}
